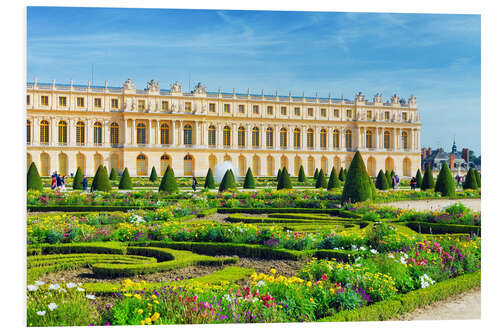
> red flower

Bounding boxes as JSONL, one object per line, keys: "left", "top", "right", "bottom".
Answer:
{"left": 321, "top": 273, "right": 328, "bottom": 281}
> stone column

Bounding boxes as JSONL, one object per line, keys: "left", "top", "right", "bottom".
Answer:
{"left": 232, "top": 123, "right": 237, "bottom": 148}
{"left": 179, "top": 120, "right": 184, "bottom": 146}
{"left": 392, "top": 129, "right": 397, "bottom": 150}
{"left": 246, "top": 123, "right": 252, "bottom": 149}
{"left": 132, "top": 119, "right": 137, "bottom": 145}
{"left": 148, "top": 119, "right": 153, "bottom": 145}
{"left": 104, "top": 120, "right": 110, "bottom": 145}
{"left": 274, "top": 124, "right": 279, "bottom": 149}
{"left": 217, "top": 123, "right": 222, "bottom": 148}
{"left": 87, "top": 119, "right": 92, "bottom": 146}
{"left": 260, "top": 124, "right": 266, "bottom": 149}
{"left": 122, "top": 119, "right": 127, "bottom": 146}
{"left": 302, "top": 126, "right": 307, "bottom": 150}
{"left": 172, "top": 120, "right": 177, "bottom": 146}
{"left": 51, "top": 117, "right": 57, "bottom": 146}
{"left": 33, "top": 117, "right": 40, "bottom": 145}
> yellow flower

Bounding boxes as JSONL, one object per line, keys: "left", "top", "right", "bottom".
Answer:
{"left": 154, "top": 300, "right": 159, "bottom": 304}
{"left": 124, "top": 293, "right": 132, "bottom": 297}
{"left": 138, "top": 309, "right": 143, "bottom": 314}
{"left": 140, "top": 320, "right": 145, "bottom": 325}
{"left": 151, "top": 312, "right": 160, "bottom": 322}
{"left": 310, "top": 298, "right": 314, "bottom": 303}
{"left": 145, "top": 318, "right": 152, "bottom": 325}
{"left": 151, "top": 294, "right": 157, "bottom": 300}
{"left": 134, "top": 294, "right": 142, "bottom": 300}
{"left": 306, "top": 281, "right": 312, "bottom": 287}
{"left": 330, "top": 288, "right": 335, "bottom": 294}
{"left": 270, "top": 268, "right": 277, "bottom": 275}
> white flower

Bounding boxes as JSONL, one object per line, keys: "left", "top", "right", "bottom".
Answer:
{"left": 420, "top": 274, "right": 436, "bottom": 289}
{"left": 36, "top": 311, "right": 46, "bottom": 316}
{"left": 86, "top": 294, "right": 96, "bottom": 300}
{"left": 48, "top": 283, "right": 60, "bottom": 290}
{"left": 66, "top": 282, "right": 77, "bottom": 289}
{"left": 77, "top": 287, "right": 85, "bottom": 292}
{"left": 360, "top": 246, "right": 366, "bottom": 251}
{"left": 27, "top": 284, "right": 38, "bottom": 292}
{"left": 355, "top": 257, "right": 361, "bottom": 263}
{"left": 223, "top": 294, "right": 232, "bottom": 302}
{"left": 256, "top": 280, "right": 266, "bottom": 287}
{"left": 400, "top": 257, "right": 407, "bottom": 264}
{"left": 59, "top": 288, "right": 67, "bottom": 293}
{"left": 48, "top": 303, "right": 58, "bottom": 311}
{"left": 388, "top": 253, "right": 395, "bottom": 259}
{"left": 370, "top": 249, "right": 378, "bottom": 254}
{"left": 35, "top": 281, "right": 45, "bottom": 286}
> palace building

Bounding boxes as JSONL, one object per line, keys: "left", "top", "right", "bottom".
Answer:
{"left": 26, "top": 78, "right": 422, "bottom": 178}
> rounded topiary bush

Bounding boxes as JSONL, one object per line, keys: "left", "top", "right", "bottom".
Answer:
{"left": 415, "top": 169, "right": 423, "bottom": 188}
{"left": 462, "top": 168, "right": 478, "bottom": 190}
{"left": 27, "top": 162, "right": 43, "bottom": 191}
{"left": 298, "top": 165, "right": 306, "bottom": 183}
{"left": 118, "top": 168, "right": 133, "bottom": 190}
{"left": 149, "top": 166, "right": 158, "bottom": 182}
{"left": 204, "top": 168, "right": 216, "bottom": 189}
{"left": 420, "top": 165, "right": 435, "bottom": 190}
{"left": 375, "top": 169, "right": 389, "bottom": 190}
{"left": 243, "top": 168, "right": 256, "bottom": 189}
{"left": 109, "top": 168, "right": 118, "bottom": 181}
{"left": 159, "top": 166, "right": 178, "bottom": 193}
{"left": 341, "top": 151, "right": 374, "bottom": 203}
{"left": 219, "top": 169, "right": 237, "bottom": 192}
{"left": 434, "top": 163, "right": 456, "bottom": 197}
{"left": 91, "top": 165, "right": 112, "bottom": 192}
{"left": 73, "top": 167, "right": 84, "bottom": 190}
{"left": 327, "top": 167, "right": 341, "bottom": 190}
{"left": 277, "top": 167, "right": 292, "bottom": 190}
{"left": 315, "top": 169, "right": 327, "bottom": 188}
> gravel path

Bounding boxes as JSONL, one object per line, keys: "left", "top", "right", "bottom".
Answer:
{"left": 378, "top": 198, "right": 481, "bottom": 212}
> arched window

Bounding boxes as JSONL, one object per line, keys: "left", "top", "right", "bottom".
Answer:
{"left": 252, "top": 155, "right": 260, "bottom": 176}
{"left": 333, "top": 130, "right": 339, "bottom": 148}
{"left": 320, "top": 129, "right": 327, "bottom": 148}
{"left": 110, "top": 123, "right": 119, "bottom": 146}
{"left": 384, "top": 131, "right": 391, "bottom": 149}
{"left": 281, "top": 155, "right": 288, "bottom": 170}
{"left": 402, "top": 131, "right": 408, "bottom": 149}
{"left": 76, "top": 153, "right": 85, "bottom": 174}
{"left": 110, "top": 154, "right": 119, "bottom": 172}
{"left": 209, "top": 155, "right": 216, "bottom": 171}
{"left": 366, "top": 130, "right": 373, "bottom": 148}
{"left": 321, "top": 156, "right": 328, "bottom": 172}
{"left": 57, "top": 121, "right": 67, "bottom": 144}
{"left": 294, "top": 157, "right": 301, "bottom": 176}
{"left": 238, "top": 126, "right": 246, "bottom": 147}
{"left": 40, "top": 153, "right": 50, "bottom": 176}
{"left": 266, "top": 156, "right": 274, "bottom": 176}
{"left": 293, "top": 128, "right": 301, "bottom": 148}
{"left": 238, "top": 156, "right": 246, "bottom": 176}
{"left": 76, "top": 121, "right": 85, "bottom": 145}
{"left": 307, "top": 128, "right": 314, "bottom": 148}
{"left": 184, "top": 155, "right": 193, "bottom": 176}
{"left": 136, "top": 123, "right": 146, "bottom": 145}
{"left": 266, "top": 127, "right": 273, "bottom": 148}
{"left": 184, "top": 124, "right": 193, "bottom": 145}
{"left": 252, "top": 127, "right": 259, "bottom": 147}
{"left": 403, "top": 158, "right": 411, "bottom": 176}
{"left": 208, "top": 125, "right": 216, "bottom": 146}
{"left": 160, "top": 123, "right": 169, "bottom": 145}
{"left": 94, "top": 154, "right": 102, "bottom": 174}
{"left": 367, "top": 157, "right": 376, "bottom": 176}
{"left": 280, "top": 128, "right": 287, "bottom": 148}
{"left": 223, "top": 126, "right": 231, "bottom": 147}
{"left": 40, "top": 120, "right": 49, "bottom": 144}
{"left": 307, "top": 156, "right": 314, "bottom": 176}
{"left": 345, "top": 130, "right": 352, "bottom": 149}
{"left": 136, "top": 154, "right": 147, "bottom": 176}
{"left": 160, "top": 154, "right": 171, "bottom": 175}
{"left": 94, "top": 122, "right": 102, "bottom": 145}
{"left": 58, "top": 153, "right": 67, "bottom": 176}
{"left": 27, "top": 120, "right": 31, "bottom": 144}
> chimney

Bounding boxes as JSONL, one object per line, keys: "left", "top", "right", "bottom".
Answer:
{"left": 421, "top": 148, "right": 427, "bottom": 159}
{"left": 427, "top": 148, "right": 432, "bottom": 156}
{"left": 449, "top": 153, "right": 455, "bottom": 169}
{"left": 462, "top": 148, "right": 469, "bottom": 164}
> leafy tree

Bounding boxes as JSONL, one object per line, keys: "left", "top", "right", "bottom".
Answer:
{"left": 327, "top": 166, "right": 341, "bottom": 190}
{"left": 474, "top": 169, "right": 481, "bottom": 187}
{"left": 149, "top": 166, "right": 158, "bottom": 182}
{"left": 91, "top": 165, "right": 112, "bottom": 192}
{"left": 204, "top": 168, "right": 216, "bottom": 189}
{"left": 313, "top": 168, "right": 319, "bottom": 179}
{"left": 298, "top": 165, "right": 306, "bottom": 183}
{"left": 27, "top": 162, "right": 43, "bottom": 191}
{"left": 315, "top": 169, "right": 327, "bottom": 188}
{"left": 420, "top": 165, "right": 435, "bottom": 190}
{"left": 73, "top": 167, "right": 84, "bottom": 190}
{"left": 463, "top": 168, "right": 478, "bottom": 190}
{"left": 434, "top": 163, "right": 456, "bottom": 197}
{"left": 159, "top": 166, "right": 178, "bottom": 193}
{"left": 415, "top": 169, "right": 423, "bottom": 188}
{"left": 375, "top": 170, "right": 389, "bottom": 190}
{"left": 118, "top": 168, "right": 132, "bottom": 190}
{"left": 243, "top": 168, "right": 256, "bottom": 189}
{"left": 277, "top": 167, "right": 292, "bottom": 190}
{"left": 341, "top": 151, "right": 374, "bottom": 203}
{"left": 109, "top": 168, "right": 118, "bottom": 181}
{"left": 219, "top": 169, "right": 237, "bottom": 192}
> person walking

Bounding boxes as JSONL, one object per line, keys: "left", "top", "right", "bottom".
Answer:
{"left": 391, "top": 176, "right": 396, "bottom": 190}
{"left": 82, "top": 175, "right": 88, "bottom": 192}
{"left": 61, "top": 176, "right": 66, "bottom": 192}
{"left": 51, "top": 173, "right": 57, "bottom": 190}
{"left": 192, "top": 176, "right": 198, "bottom": 192}
{"left": 56, "top": 173, "right": 62, "bottom": 191}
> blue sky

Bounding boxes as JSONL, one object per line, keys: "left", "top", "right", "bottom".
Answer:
{"left": 27, "top": 7, "right": 481, "bottom": 154}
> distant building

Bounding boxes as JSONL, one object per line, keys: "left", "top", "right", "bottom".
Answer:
{"left": 421, "top": 139, "right": 478, "bottom": 175}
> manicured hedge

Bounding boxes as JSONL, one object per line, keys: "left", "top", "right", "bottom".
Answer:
{"left": 197, "top": 208, "right": 218, "bottom": 217}
{"left": 27, "top": 205, "right": 159, "bottom": 212}
{"left": 405, "top": 221, "right": 481, "bottom": 235}
{"left": 217, "top": 207, "right": 361, "bottom": 218}
{"left": 226, "top": 213, "right": 368, "bottom": 228}
{"left": 33, "top": 242, "right": 126, "bottom": 255}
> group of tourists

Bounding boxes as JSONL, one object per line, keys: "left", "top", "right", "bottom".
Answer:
{"left": 50, "top": 172, "right": 66, "bottom": 192}
{"left": 455, "top": 175, "right": 466, "bottom": 187}
{"left": 409, "top": 177, "right": 418, "bottom": 190}
{"left": 391, "top": 174, "right": 400, "bottom": 189}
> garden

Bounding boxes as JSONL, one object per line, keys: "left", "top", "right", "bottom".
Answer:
{"left": 26, "top": 152, "right": 481, "bottom": 326}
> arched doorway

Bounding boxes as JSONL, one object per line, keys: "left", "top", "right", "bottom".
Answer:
{"left": 403, "top": 157, "right": 411, "bottom": 177}
{"left": 252, "top": 155, "right": 260, "bottom": 176}
{"left": 367, "top": 157, "right": 376, "bottom": 177}
{"left": 184, "top": 155, "right": 194, "bottom": 176}
{"left": 238, "top": 155, "right": 246, "bottom": 176}
{"left": 385, "top": 157, "right": 394, "bottom": 173}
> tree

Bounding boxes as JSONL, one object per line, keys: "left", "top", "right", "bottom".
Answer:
{"left": 434, "top": 163, "right": 456, "bottom": 197}
{"left": 313, "top": 168, "right": 319, "bottom": 179}
{"left": 149, "top": 166, "right": 158, "bottom": 182}
{"left": 420, "top": 165, "right": 435, "bottom": 190}
{"left": 219, "top": 169, "right": 237, "bottom": 192}
{"left": 118, "top": 168, "right": 133, "bottom": 190}
{"left": 342, "top": 168, "right": 348, "bottom": 181}
{"left": 315, "top": 169, "right": 327, "bottom": 188}
{"left": 338, "top": 167, "right": 345, "bottom": 182}
{"left": 204, "top": 168, "right": 216, "bottom": 189}
{"left": 73, "top": 167, "right": 84, "bottom": 190}
{"left": 474, "top": 169, "right": 481, "bottom": 187}
{"left": 27, "top": 162, "right": 43, "bottom": 191}
{"left": 276, "top": 168, "right": 282, "bottom": 181}
{"left": 243, "top": 168, "right": 256, "bottom": 189}
{"left": 390, "top": 170, "right": 396, "bottom": 181}
{"left": 341, "top": 151, "right": 374, "bottom": 203}
{"left": 375, "top": 170, "right": 389, "bottom": 190}
{"left": 277, "top": 167, "right": 292, "bottom": 190}
{"left": 415, "top": 169, "right": 423, "bottom": 188}
{"left": 462, "top": 168, "right": 478, "bottom": 190}
{"left": 91, "top": 165, "right": 112, "bottom": 192}
{"left": 109, "top": 168, "right": 118, "bottom": 181}
{"left": 298, "top": 165, "right": 306, "bottom": 183}
{"left": 159, "top": 165, "right": 178, "bottom": 193}
{"left": 385, "top": 170, "right": 391, "bottom": 187}
{"left": 327, "top": 167, "right": 341, "bottom": 190}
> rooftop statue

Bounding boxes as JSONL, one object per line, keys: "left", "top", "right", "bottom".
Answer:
{"left": 146, "top": 79, "right": 159, "bottom": 93}
{"left": 123, "top": 78, "right": 136, "bottom": 90}
{"left": 170, "top": 81, "right": 182, "bottom": 93}
{"left": 193, "top": 82, "right": 206, "bottom": 94}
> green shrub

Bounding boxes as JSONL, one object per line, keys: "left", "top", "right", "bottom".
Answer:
{"left": 434, "top": 163, "right": 456, "bottom": 197}
{"left": 219, "top": 169, "right": 237, "bottom": 192}
{"left": 315, "top": 169, "right": 327, "bottom": 188}
{"left": 276, "top": 168, "right": 282, "bottom": 181}
{"left": 313, "top": 168, "right": 319, "bottom": 179}
{"left": 109, "top": 168, "right": 118, "bottom": 180}
{"left": 338, "top": 167, "right": 345, "bottom": 181}
{"left": 390, "top": 170, "right": 395, "bottom": 180}
{"left": 149, "top": 166, "right": 158, "bottom": 182}
{"left": 204, "top": 168, "right": 216, "bottom": 189}
{"left": 159, "top": 166, "right": 178, "bottom": 193}
{"left": 73, "top": 167, "right": 84, "bottom": 190}
{"left": 415, "top": 169, "right": 423, "bottom": 188}
{"left": 27, "top": 162, "right": 43, "bottom": 191}
{"left": 243, "top": 168, "right": 256, "bottom": 189}
{"left": 405, "top": 222, "right": 480, "bottom": 235}
{"left": 474, "top": 169, "right": 481, "bottom": 187}
{"left": 327, "top": 167, "right": 341, "bottom": 190}
{"left": 118, "top": 168, "right": 133, "bottom": 190}
{"left": 90, "top": 165, "right": 112, "bottom": 192}
{"left": 277, "top": 167, "right": 292, "bottom": 190}
{"left": 385, "top": 170, "right": 391, "bottom": 187}
{"left": 463, "top": 168, "right": 478, "bottom": 190}
{"left": 421, "top": 165, "right": 435, "bottom": 190}
{"left": 375, "top": 170, "right": 389, "bottom": 190}
{"left": 341, "top": 151, "right": 374, "bottom": 203}
{"left": 298, "top": 165, "right": 306, "bottom": 182}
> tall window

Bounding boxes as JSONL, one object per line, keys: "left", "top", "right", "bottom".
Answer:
{"left": 209, "top": 103, "right": 216, "bottom": 113}
{"left": 384, "top": 131, "right": 391, "bottom": 149}
{"left": 162, "top": 101, "right": 168, "bottom": 111}
{"left": 320, "top": 108, "right": 327, "bottom": 117}
{"left": 40, "top": 153, "right": 49, "bottom": 176}
{"left": 307, "top": 156, "right": 314, "bottom": 176}
{"left": 138, "top": 100, "right": 145, "bottom": 111}
{"left": 307, "top": 129, "right": 314, "bottom": 148}
{"left": 27, "top": 95, "right": 31, "bottom": 105}
{"left": 40, "top": 120, "right": 49, "bottom": 144}
{"left": 345, "top": 130, "right": 352, "bottom": 149}
{"left": 76, "top": 154, "right": 85, "bottom": 174}
{"left": 366, "top": 110, "right": 372, "bottom": 119}
{"left": 27, "top": 120, "right": 31, "bottom": 144}
{"left": 111, "top": 123, "right": 119, "bottom": 146}
{"left": 294, "top": 107, "right": 300, "bottom": 116}
{"left": 58, "top": 96, "right": 67, "bottom": 107}
{"left": 366, "top": 130, "right": 373, "bottom": 148}
{"left": 293, "top": 128, "right": 301, "bottom": 148}
{"left": 267, "top": 106, "right": 273, "bottom": 115}
{"left": 334, "top": 109, "right": 339, "bottom": 118}
{"left": 136, "top": 154, "right": 147, "bottom": 176}
{"left": 402, "top": 131, "right": 408, "bottom": 149}
{"left": 160, "top": 154, "right": 170, "bottom": 175}
{"left": 40, "top": 96, "right": 49, "bottom": 106}
{"left": 307, "top": 108, "right": 313, "bottom": 117}
{"left": 252, "top": 127, "right": 259, "bottom": 147}
{"left": 59, "top": 154, "right": 68, "bottom": 175}
{"left": 238, "top": 105, "right": 245, "bottom": 113}
{"left": 77, "top": 97, "right": 84, "bottom": 107}
{"left": 58, "top": 121, "right": 67, "bottom": 144}
{"left": 281, "top": 106, "right": 287, "bottom": 115}
{"left": 385, "top": 111, "right": 390, "bottom": 120}
{"left": 184, "top": 155, "right": 193, "bottom": 176}
{"left": 94, "top": 98, "right": 102, "bottom": 108}
{"left": 253, "top": 105, "right": 259, "bottom": 114}
{"left": 266, "top": 127, "right": 273, "bottom": 148}
{"left": 76, "top": 121, "right": 85, "bottom": 145}
{"left": 402, "top": 112, "right": 408, "bottom": 121}
{"left": 185, "top": 102, "right": 192, "bottom": 112}
{"left": 280, "top": 128, "right": 287, "bottom": 148}
{"left": 110, "top": 154, "right": 119, "bottom": 172}
{"left": 223, "top": 104, "right": 230, "bottom": 113}
{"left": 111, "top": 98, "right": 119, "bottom": 109}
{"left": 94, "top": 122, "right": 102, "bottom": 145}
{"left": 94, "top": 154, "right": 103, "bottom": 174}
{"left": 208, "top": 125, "right": 216, "bottom": 146}
{"left": 266, "top": 156, "right": 274, "bottom": 176}
{"left": 238, "top": 126, "right": 245, "bottom": 147}
{"left": 223, "top": 126, "right": 231, "bottom": 147}
{"left": 320, "top": 129, "right": 327, "bottom": 148}
{"left": 184, "top": 124, "right": 192, "bottom": 145}
{"left": 160, "top": 124, "right": 169, "bottom": 145}
{"left": 333, "top": 130, "right": 339, "bottom": 148}
{"left": 136, "top": 123, "right": 146, "bottom": 144}
{"left": 209, "top": 155, "right": 216, "bottom": 171}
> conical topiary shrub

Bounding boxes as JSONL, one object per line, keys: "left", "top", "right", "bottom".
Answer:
{"left": 159, "top": 165, "right": 178, "bottom": 193}
{"left": 298, "top": 165, "right": 306, "bottom": 183}
{"left": 313, "top": 168, "right": 319, "bottom": 179}
{"left": 243, "top": 168, "right": 256, "bottom": 189}
{"left": 434, "top": 163, "right": 455, "bottom": 197}
{"left": 118, "top": 168, "right": 133, "bottom": 190}
{"left": 277, "top": 167, "right": 292, "bottom": 190}
{"left": 385, "top": 170, "right": 391, "bottom": 187}
{"left": 109, "top": 168, "right": 118, "bottom": 181}
{"left": 149, "top": 166, "right": 158, "bottom": 182}
{"left": 338, "top": 167, "right": 345, "bottom": 182}
{"left": 327, "top": 167, "right": 341, "bottom": 190}
{"left": 27, "top": 162, "right": 43, "bottom": 191}
{"left": 91, "top": 165, "right": 112, "bottom": 192}
{"left": 390, "top": 170, "right": 395, "bottom": 181}
{"left": 219, "top": 169, "right": 237, "bottom": 192}
{"left": 341, "top": 151, "right": 374, "bottom": 203}
{"left": 420, "top": 165, "right": 435, "bottom": 190}
{"left": 375, "top": 169, "right": 389, "bottom": 190}
{"left": 415, "top": 169, "right": 423, "bottom": 188}
{"left": 474, "top": 169, "right": 481, "bottom": 187}
{"left": 204, "top": 168, "right": 216, "bottom": 189}
{"left": 73, "top": 167, "right": 84, "bottom": 190}
{"left": 343, "top": 169, "right": 348, "bottom": 181}
{"left": 103, "top": 166, "right": 108, "bottom": 179}
{"left": 315, "top": 169, "right": 327, "bottom": 188}
{"left": 463, "top": 168, "right": 478, "bottom": 190}
{"left": 276, "top": 168, "right": 282, "bottom": 181}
